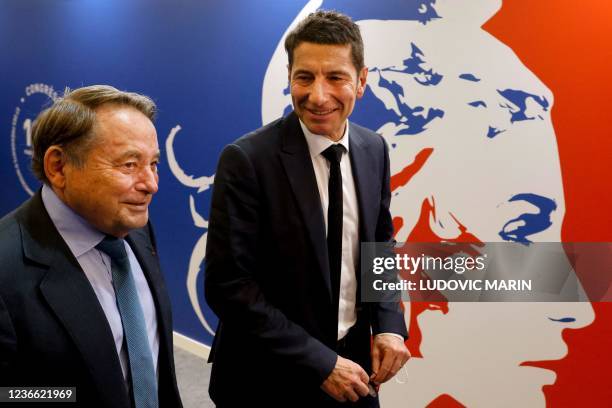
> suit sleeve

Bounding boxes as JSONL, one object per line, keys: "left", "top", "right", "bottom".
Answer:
{"left": 0, "top": 293, "right": 17, "bottom": 384}
{"left": 204, "top": 144, "right": 337, "bottom": 384}
{"left": 370, "top": 136, "right": 409, "bottom": 339}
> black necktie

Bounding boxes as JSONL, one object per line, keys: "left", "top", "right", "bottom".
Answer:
{"left": 321, "top": 144, "right": 345, "bottom": 315}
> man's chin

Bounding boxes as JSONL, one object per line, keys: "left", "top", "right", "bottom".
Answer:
{"left": 304, "top": 122, "right": 343, "bottom": 140}
{"left": 130, "top": 216, "right": 149, "bottom": 230}
{"left": 118, "top": 213, "right": 149, "bottom": 233}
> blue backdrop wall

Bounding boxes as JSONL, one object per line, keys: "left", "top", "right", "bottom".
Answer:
{"left": 0, "top": 0, "right": 317, "bottom": 347}
{"left": 3, "top": 2, "right": 611, "bottom": 406}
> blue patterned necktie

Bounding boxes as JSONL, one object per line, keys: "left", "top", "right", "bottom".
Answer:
{"left": 96, "top": 236, "right": 159, "bottom": 408}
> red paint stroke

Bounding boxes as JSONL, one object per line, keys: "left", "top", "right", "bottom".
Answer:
{"left": 390, "top": 147, "right": 433, "bottom": 192}
{"left": 484, "top": 2, "right": 612, "bottom": 406}
{"left": 398, "top": 197, "right": 482, "bottom": 359}
{"left": 427, "top": 394, "right": 467, "bottom": 408}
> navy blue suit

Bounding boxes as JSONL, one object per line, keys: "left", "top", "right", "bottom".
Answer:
{"left": 205, "top": 112, "right": 407, "bottom": 407}
{"left": 0, "top": 191, "right": 182, "bottom": 408}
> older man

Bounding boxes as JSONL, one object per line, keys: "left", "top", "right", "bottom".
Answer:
{"left": 205, "top": 10, "right": 409, "bottom": 407}
{"left": 0, "top": 85, "right": 182, "bottom": 408}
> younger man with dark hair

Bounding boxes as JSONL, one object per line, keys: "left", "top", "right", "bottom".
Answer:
{"left": 205, "top": 10, "right": 409, "bottom": 407}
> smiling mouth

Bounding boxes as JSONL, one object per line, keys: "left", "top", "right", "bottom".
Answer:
{"left": 124, "top": 202, "right": 149, "bottom": 210}
{"left": 306, "top": 108, "right": 337, "bottom": 116}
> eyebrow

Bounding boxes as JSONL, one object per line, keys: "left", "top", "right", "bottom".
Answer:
{"left": 291, "top": 69, "right": 352, "bottom": 77}
{"left": 327, "top": 70, "right": 352, "bottom": 77}
{"left": 117, "top": 150, "right": 161, "bottom": 161}
{"left": 292, "top": 69, "right": 313, "bottom": 76}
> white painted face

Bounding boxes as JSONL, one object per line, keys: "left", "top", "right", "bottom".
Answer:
{"left": 358, "top": 17, "right": 563, "bottom": 244}
{"left": 359, "top": 3, "right": 595, "bottom": 406}
{"left": 379, "top": 301, "right": 594, "bottom": 408}
{"left": 262, "top": 1, "right": 594, "bottom": 406}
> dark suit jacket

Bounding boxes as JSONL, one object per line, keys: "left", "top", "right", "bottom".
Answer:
{"left": 205, "top": 112, "right": 407, "bottom": 406}
{"left": 0, "top": 191, "right": 182, "bottom": 408}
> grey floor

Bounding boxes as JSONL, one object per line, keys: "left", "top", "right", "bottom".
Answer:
{"left": 174, "top": 346, "right": 215, "bottom": 408}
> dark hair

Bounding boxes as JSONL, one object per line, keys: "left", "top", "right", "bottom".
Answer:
{"left": 284, "top": 10, "right": 364, "bottom": 72}
{"left": 31, "top": 85, "right": 156, "bottom": 183}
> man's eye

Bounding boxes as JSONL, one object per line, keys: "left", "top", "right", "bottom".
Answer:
{"left": 123, "top": 162, "right": 138, "bottom": 169}
{"left": 330, "top": 75, "right": 348, "bottom": 82}
{"left": 151, "top": 161, "right": 159, "bottom": 171}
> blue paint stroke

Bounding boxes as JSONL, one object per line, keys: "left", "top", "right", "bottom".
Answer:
{"left": 353, "top": 70, "right": 444, "bottom": 136}
{"left": 282, "top": 103, "right": 293, "bottom": 118}
{"left": 324, "top": 0, "right": 441, "bottom": 24}
{"left": 378, "top": 71, "right": 444, "bottom": 135}
{"left": 498, "top": 89, "right": 549, "bottom": 123}
{"left": 499, "top": 193, "right": 557, "bottom": 245}
{"left": 379, "top": 72, "right": 406, "bottom": 98}
{"left": 282, "top": 84, "right": 293, "bottom": 117}
{"left": 351, "top": 38, "right": 445, "bottom": 136}
{"left": 459, "top": 73, "right": 481, "bottom": 82}
{"left": 383, "top": 43, "right": 443, "bottom": 86}
{"left": 469, "top": 101, "right": 487, "bottom": 108}
{"left": 549, "top": 317, "right": 576, "bottom": 323}
{"left": 350, "top": 83, "right": 400, "bottom": 132}
{"left": 487, "top": 126, "right": 505, "bottom": 138}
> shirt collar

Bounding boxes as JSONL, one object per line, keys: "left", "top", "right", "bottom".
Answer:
{"left": 41, "top": 183, "right": 106, "bottom": 257}
{"left": 299, "top": 119, "right": 350, "bottom": 160}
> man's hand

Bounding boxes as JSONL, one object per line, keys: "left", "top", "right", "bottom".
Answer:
{"left": 370, "top": 334, "right": 410, "bottom": 384}
{"left": 321, "top": 355, "right": 370, "bottom": 402}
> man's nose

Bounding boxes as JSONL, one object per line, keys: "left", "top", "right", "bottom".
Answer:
{"left": 137, "top": 166, "right": 159, "bottom": 194}
{"left": 308, "top": 78, "right": 328, "bottom": 106}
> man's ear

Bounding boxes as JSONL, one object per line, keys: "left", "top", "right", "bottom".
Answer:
{"left": 356, "top": 67, "right": 368, "bottom": 99}
{"left": 44, "top": 146, "right": 68, "bottom": 189}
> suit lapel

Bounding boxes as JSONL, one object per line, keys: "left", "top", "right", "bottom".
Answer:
{"left": 19, "top": 192, "right": 130, "bottom": 408}
{"left": 278, "top": 113, "right": 333, "bottom": 303}
{"left": 349, "top": 124, "right": 378, "bottom": 243}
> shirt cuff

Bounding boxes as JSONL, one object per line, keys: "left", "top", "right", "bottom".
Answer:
{"left": 374, "top": 332, "right": 404, "bottom": 341}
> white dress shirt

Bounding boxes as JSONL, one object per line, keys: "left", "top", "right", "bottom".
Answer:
{"left": 300, "top": 121, "right": 404, "bottom": 343}
{"left": 41, "top": 184, "right": 160, "bottom": 381}
{"left": 300, "top": 120, "right": 359, "bottom": 340}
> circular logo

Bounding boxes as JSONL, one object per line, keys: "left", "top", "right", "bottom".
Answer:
{"left": 10, "top": 83, "right": 59, "bottom": 195}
